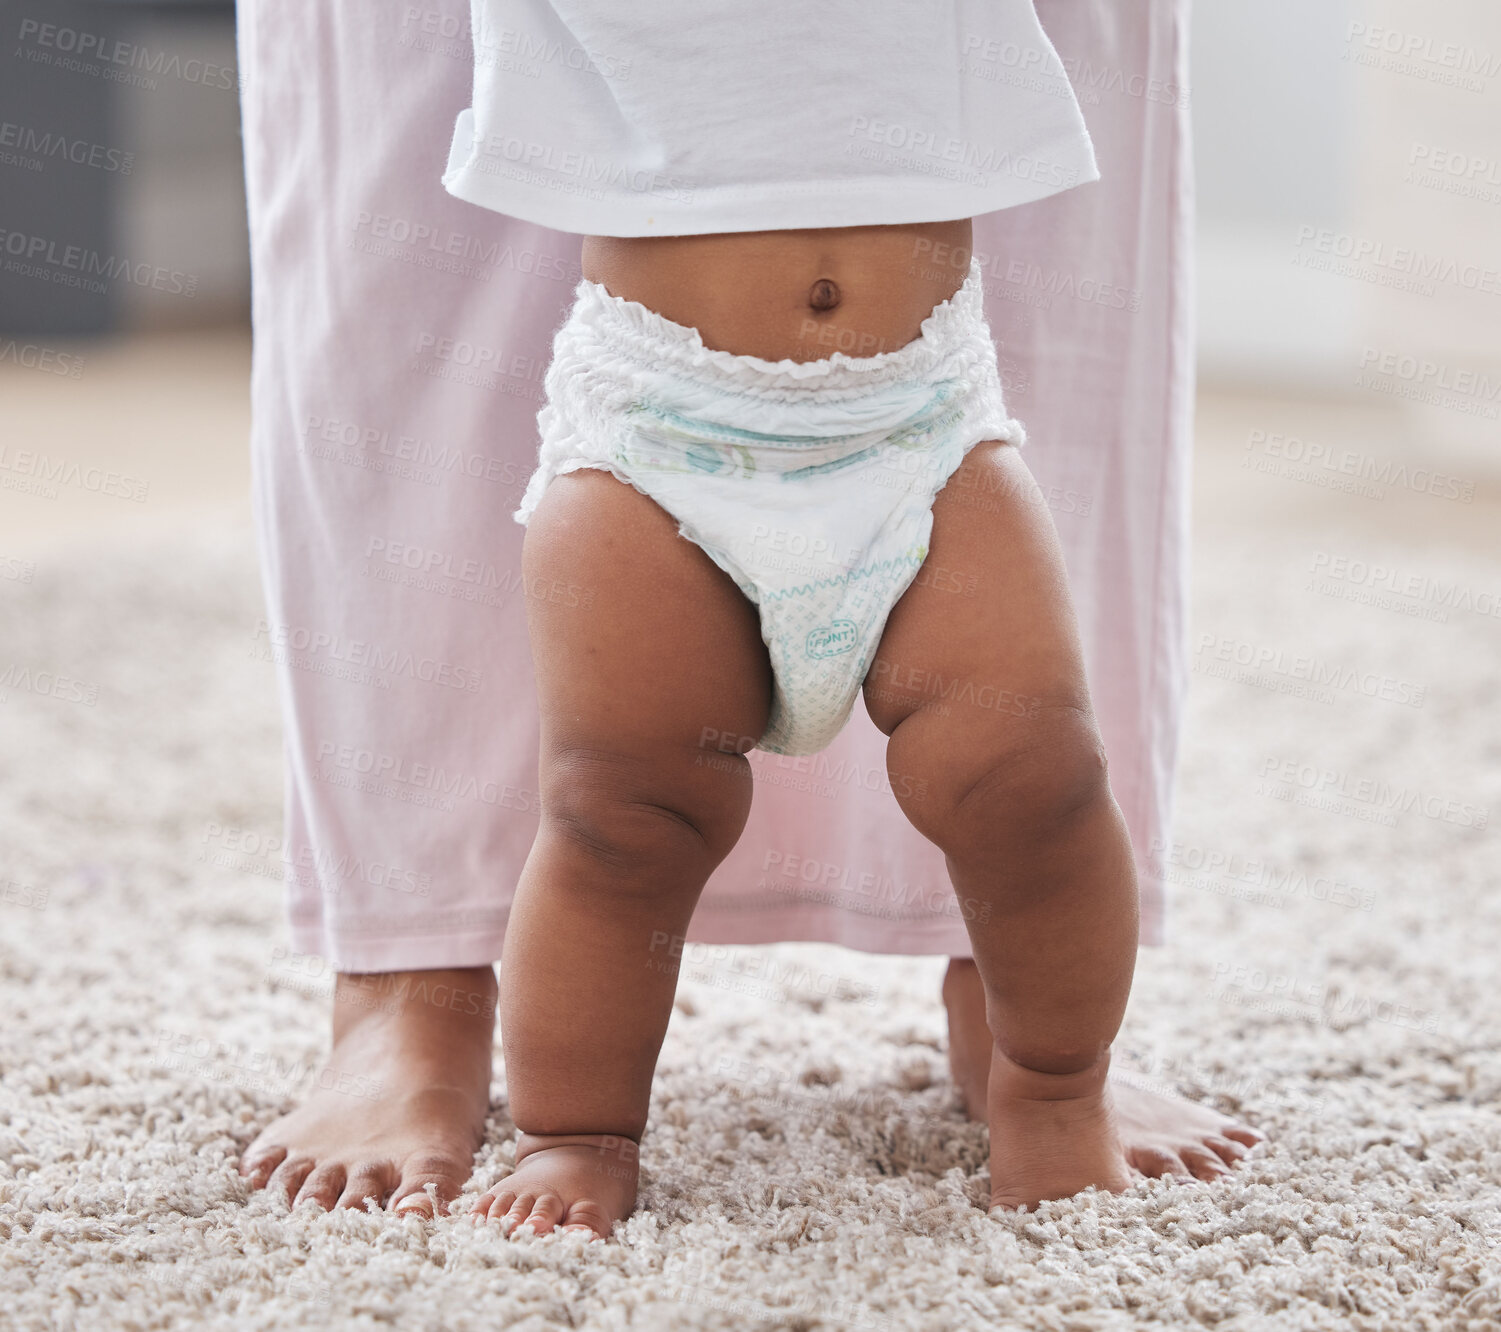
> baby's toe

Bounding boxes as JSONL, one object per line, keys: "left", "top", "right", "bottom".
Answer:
{"left": 514, "top": 1192, "right": 565, "bottom": 1238}
{"left": 472, "top": 1189, "right": 517, "bottom": 1226}
{"left": 560, "top": 1198, "right": 612, "bottom": 1239}
{"left": 501, "top": 1192, "right": 537, "bottom": 1235}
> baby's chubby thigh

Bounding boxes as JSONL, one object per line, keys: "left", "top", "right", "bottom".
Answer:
{"left": 862, "top": 439, "right": 1112, "bottom": 869}
{"left": 519, "top": 462, "right": 774, "bottom": 858}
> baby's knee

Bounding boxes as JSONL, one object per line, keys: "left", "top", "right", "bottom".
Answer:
{"left": 541, "top": 744, "right": 750, "bottom": 888}
{"left": 894, "top": 704, "right": 1111, "bottom": 859}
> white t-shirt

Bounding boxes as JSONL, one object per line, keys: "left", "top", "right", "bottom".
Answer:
{"left": 442, "top": 1, "right": 1099, "bottom": 236}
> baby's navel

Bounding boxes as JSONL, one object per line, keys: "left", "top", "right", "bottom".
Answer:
{"left": 807, "top": 277, "right": 842, "bottom": 313}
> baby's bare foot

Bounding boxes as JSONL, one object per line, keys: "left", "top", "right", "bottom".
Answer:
{"left": 238, "top": 966, "right": 496, "bottom": 1216}
{"left": 987, "top": 1045, "right": 1133, "bottom": 1211}
{"left": 471, "top": 1132, "right": 640, "bottom": 1240}
{"left": 944, "top": 958, "right": 1263, "bottom": 1181}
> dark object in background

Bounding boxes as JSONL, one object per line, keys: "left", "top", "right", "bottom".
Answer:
{"left": 0, "top": 0, "right": 244, "bottom": 336}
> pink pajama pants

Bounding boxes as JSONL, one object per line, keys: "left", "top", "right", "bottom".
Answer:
{"left": 235, "top": 0, "right": 1193, "bottom": 971}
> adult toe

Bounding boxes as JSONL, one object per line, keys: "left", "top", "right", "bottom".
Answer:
{"left": 1130, "top": 1146, "right": 1193, "bottom": 1180}
{"left": 337, "top": 1161, "right": 396, "bottom": 1211}
{"left": 239, "top": 1144, "right": 287, "bottom": 1188}
{"left": 267, "top": 1155, "right": 317, "bottom": 1205}
{"left": 1205, "top": 1134, "right": 1249, "bottom": 1166}
{"left": 1180, "top": 1146, "right": 1231, "bottom": 1181}
{"left": 390, "top": 1152, "right": 470, "bottom": 1217}
{"left": 294, "top": 1162, "right": 348, "bottom": 1210}
{"left": 1222, "top": 1121, "right": 1265, "bottom": 1148}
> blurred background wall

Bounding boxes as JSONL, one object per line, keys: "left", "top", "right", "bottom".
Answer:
{"left": 1194, "top": 0, "right": 1499, "bottom": 475}
{"left": 1, "top": 0, "right": 1497, "bottom": 536}
{"left": 0, "top": 0, "right": 246, "bottom": 333}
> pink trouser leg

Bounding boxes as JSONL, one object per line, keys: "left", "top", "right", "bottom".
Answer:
{"left": 236, "top": 0, "right": 1190, "bottom": 968}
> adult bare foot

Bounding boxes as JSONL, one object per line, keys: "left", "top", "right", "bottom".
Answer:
{"left": 944, "top": 958, "right": 1264, "bottom": 1182}
{"left": 239, "top": 965, "right": 497, "bottom": 1216}
{"left": 987, "top": 1045, "right": 1134, "bottom": 1210}
{"left": 471, "top": 1132, "right": 640, "bottom": 1240}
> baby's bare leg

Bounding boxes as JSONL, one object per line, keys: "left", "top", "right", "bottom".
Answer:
{"left": 471, "top": 469, "right": 771, "bottom": 1238}
{"left": 865, "top": 440, "right": 1139, "bottom": 1211}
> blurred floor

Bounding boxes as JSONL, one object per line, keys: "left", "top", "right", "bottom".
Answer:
{"left": 0, "top": 329, "right": 251, "bottom": 557}
{"left": 1, "top": 326, "right": 1498, "bottom": 1328}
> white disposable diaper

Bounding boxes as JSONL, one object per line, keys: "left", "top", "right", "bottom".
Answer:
{"left": 517, "top": 254, "right": 1025, "bottom": 756}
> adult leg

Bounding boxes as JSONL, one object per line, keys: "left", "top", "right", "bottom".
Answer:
{"left": 233, "top": 0, "right": 566, "bottom": 1214}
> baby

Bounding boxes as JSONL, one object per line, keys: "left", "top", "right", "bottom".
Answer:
{"left": 235, "top": 1, "right": 1264, "bottom": 1233}
{"left": 467, "top": 218, "right": 1147, "bottom": 1237}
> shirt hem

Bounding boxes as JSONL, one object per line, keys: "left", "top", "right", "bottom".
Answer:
{"left": 442, "top": 111, "right": 1101, "bottom": 237}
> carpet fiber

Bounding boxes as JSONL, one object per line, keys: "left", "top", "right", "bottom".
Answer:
{"left": 2, "top": 466, "right": 1500, "bottom": 1329}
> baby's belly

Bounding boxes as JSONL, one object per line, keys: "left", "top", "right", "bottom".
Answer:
{"left": 580, "top": 219, "right": 974, "bottom": 365}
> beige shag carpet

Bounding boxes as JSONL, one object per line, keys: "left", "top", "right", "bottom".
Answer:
{"left": 2, "top": 446, "right": 1500, "bottom": 1330}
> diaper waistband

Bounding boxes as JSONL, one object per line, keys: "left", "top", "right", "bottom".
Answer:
{"left": 561, "top": 253, "right": 996, "bottom": 403}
